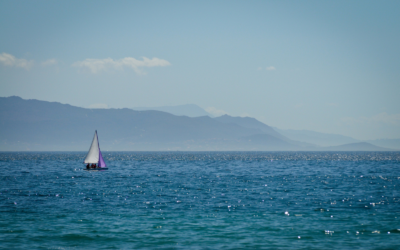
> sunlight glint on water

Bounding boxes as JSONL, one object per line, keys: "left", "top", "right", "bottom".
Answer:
{"left": 0, "top": 152, "right": 399, "bottom": 249}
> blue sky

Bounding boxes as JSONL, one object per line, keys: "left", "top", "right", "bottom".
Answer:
{"left": 1, "top": 0, "right": 399, "bottom": 140}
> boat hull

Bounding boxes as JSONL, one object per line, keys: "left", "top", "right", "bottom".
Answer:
{"left": 84, "top": 168, "right": 108, "bottom": 171}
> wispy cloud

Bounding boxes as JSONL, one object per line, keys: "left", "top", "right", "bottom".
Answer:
{"left": 42, "top": 59, "right": 57, "bottom": 66}
{"left": 341, "top": 112, "right": 400, "bottom": 125}
{"left": 72, "top": 57, "right": 171, "bottom": 74}
{"left": 205, "top": 107, "right": 227, "bottom": 117}
{"left": 0, "top": 53, "right": 34, "bottom": 69}
{"left": 257, "top": 66, "right": 276, "bottom": 71}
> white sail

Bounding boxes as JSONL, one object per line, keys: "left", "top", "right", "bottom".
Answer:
{"left": 84, "top": 131, "right": 99, "bottom": 164}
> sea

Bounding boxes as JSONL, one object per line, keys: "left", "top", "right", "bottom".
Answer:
{"left": 0, "top": 152, "right": 399, "bottom": 249}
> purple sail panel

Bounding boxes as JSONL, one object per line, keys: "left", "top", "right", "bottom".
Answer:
{"left": 98, "top": 150, "right": 107, "bottom": 168}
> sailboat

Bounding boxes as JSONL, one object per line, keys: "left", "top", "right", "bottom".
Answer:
{"left": 84, "top": 130, "right": 108, "bottom": 170}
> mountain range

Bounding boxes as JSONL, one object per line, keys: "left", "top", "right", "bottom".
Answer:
{"left": 129, "top": 104, "right": 400, "bottom": 150}
{"left": 274, "top": 128, "right": 400, "bottom": 150}
{"left": 0, "top": 96, "right": 396, "bottom": 151}
{"left": 131, "top": 104, "right": 213, "bottom": 118}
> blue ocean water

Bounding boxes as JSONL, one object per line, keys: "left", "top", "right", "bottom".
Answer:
{"left": 0, "top": 152, "right": 399, "bottom": 249}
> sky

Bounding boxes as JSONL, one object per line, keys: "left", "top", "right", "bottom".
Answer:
{"left": 0, "top": 0, "right": 399, "bottom": 140}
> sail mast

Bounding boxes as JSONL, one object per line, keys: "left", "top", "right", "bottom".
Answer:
{"left": 84, "top": 131, "right": 100, "bottom": 164}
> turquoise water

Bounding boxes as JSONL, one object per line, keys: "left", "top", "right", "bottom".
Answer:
{"left": 1, "top": 152, "right": 399, "bottom": 249}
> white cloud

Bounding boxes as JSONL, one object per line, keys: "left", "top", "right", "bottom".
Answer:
{"left": 257, "top": 66, "right": 276, "bottom": 71}
{"left": 266, "top": 66, "right": 276, "bottom": 71}
{"left": 341, "top": 112, "right": 400, "bottom": 125}
{"left": 42, "top": 59, "right": 57, "bottom": 66}
{"left": 205, "top": 107, "right": 227, "bottom": 117}
{"left": 0, "top": 53, "right": 34, "bottom": 69}
{"left": 88, "top": 103, "right": 109, "bottom": 109}
{"left": 72, "top": 56, "right": 171, "bottom": 74}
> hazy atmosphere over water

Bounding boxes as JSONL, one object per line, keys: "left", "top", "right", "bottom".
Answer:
{"left": 1, "top": 2, "right": 400, "bottom": 249}
{"left": 1, "top": 1, "right": 400, "bottom": 140}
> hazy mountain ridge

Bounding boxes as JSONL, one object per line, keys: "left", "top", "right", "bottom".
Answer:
{"left": 365, "top": 139, "right": 400, "bottom": 150}
{"left": 131, "top": 104, "right": 213, "bottom": 118}
{"left": 274, "top": 128, "right": 359, "bottom": 147}
{"left": 0, "top": 96, "right": 293, "bottom": 151}
{"left": 215, "top": 115, "right": 287, "bottom": 140}
{"left": 0, "top": 96, "right": 397, "bottom": 151}
{"left": 323, "top": 142, "right": 390, "bottom": 151}
{"left": 214, "top": 115, "right": 316, "bottom": 149}
{"left": 274, "top": 127, "right": 400, "bottom": 149}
